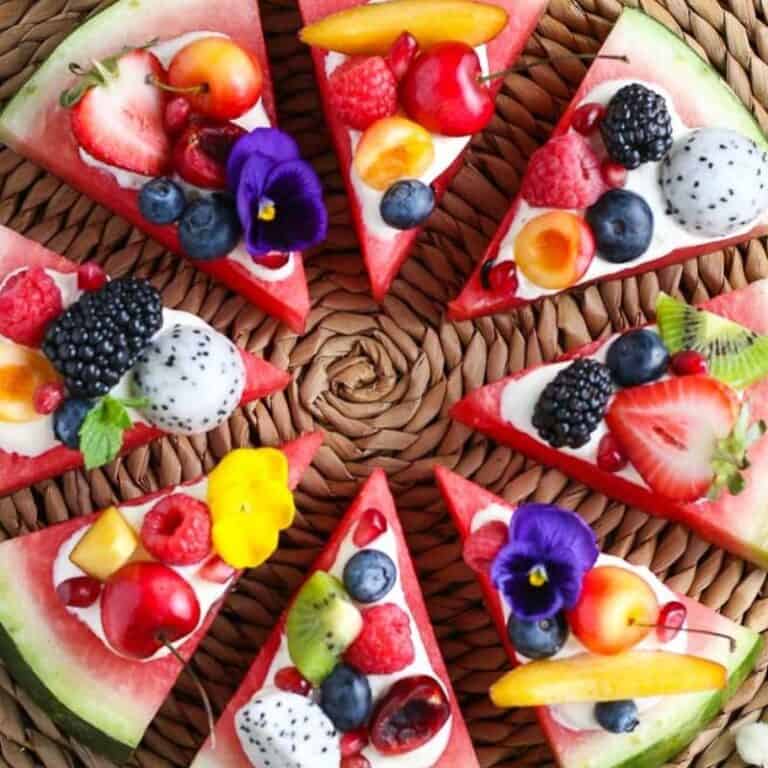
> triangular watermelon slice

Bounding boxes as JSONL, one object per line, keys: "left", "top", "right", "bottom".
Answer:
{"left": 451, "top": 279, "right": 768, "bottom": 568}
{"left": 435, "top": 466, "right": 762, "bottom": 768}
{"left": 448, "top": 8, "right": 768, "bottom": 322}
{"left": 296, "top": 0, "right": 547, "bottom": 301}
{"left": 0, "top": 431, "right": 322, "bottom": 761}
{"left": 0, "top": 0, "right": 312, "bottom": 333}
{"left": 190, "top": 469, "right": 479, "bottom": 768}
{"left": 0, "top": 224, "right": 291, "bottom": 496}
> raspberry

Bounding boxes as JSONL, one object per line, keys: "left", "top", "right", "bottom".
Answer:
{"left": 521, "top": 134, "right": 604, "bottom": 209}
{"left": 140, "top": 494, "right": 212, "bottom": 565}
{"left": 328, "top": 56, "right": 398, "bottom": 131}
{"left": 33, "top": 381, "right": 66, "bottom": 415}
{"left": 344, "top": 603, "right": 414, "bottom": 674}
{"left": 0, "top": 267, "right": 63, "bottom": 346}
{"left": 462, "top": 521, "right": 508, "bottom": 574}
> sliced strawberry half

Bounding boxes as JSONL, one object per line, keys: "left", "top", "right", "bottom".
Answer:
{"left": 605, "top": 375, "right": 739, "bottom": 502}
{"left": 70, "top": 50, "right": 172, "bottom": 176}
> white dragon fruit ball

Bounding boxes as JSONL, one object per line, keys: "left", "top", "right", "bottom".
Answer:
{"left": 235, "top": 690, "right": 340, "bottom": 768}
{"left": 660, "top": 127, "right": 768, "bottom": 238}
{"left": 132, "top": 324, "right": 245, "bottom": 435}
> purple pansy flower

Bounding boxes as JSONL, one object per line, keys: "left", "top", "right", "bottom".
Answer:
{"left": 491, "top": 503, "right": 598, "bottom": 621}
{"left": 227, "top": 128, "right": 327, "bottom": 259}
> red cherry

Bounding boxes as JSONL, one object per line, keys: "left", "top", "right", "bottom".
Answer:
{"left": 77, "top": 262, "right": 107, "bottom": 292}
{"left": 481, "top": 260, "right": 518, "bottom": 295}
{"left": 657, "top": 600, "right": 687, "bottom": 643}
{"left": 172, "top": 121, "right": 246, "bottom": 189}
{"left": 165, "top": 97, "right": 192, "bottom": 136}
{"left": 386, "top": 32, "right": 418, "bottom": 81}
{"left": 101, "top": 562, "right": 200, "bottom": 659}
{"left": 353, "top": 508, "right": 388, "bottom": 547}
{"left": 401, "top": 42, "right": 494, "bottom": 136}
{"left": 601, "top": 159, "right": 628, "bottom": 189}
{"left": 341, "top": 757, "right": 371, "bottom": 768}
{"left": 597, "top": 432, "right": 628, "bottom": 472}
{"left": 198, "top": 555, "right": 237, "bottom": 584}
{"left": 571, "top": 103, "right": 606, "bottom": 135}
{"left": 670, "top": 350, "right": 708, "bottom": 376}
{"left": 274, "top": 666, "right": 312, "bottom": 696}
{"left": 341, "top": 727, "right": 369, "bottom": 757}
{"left": 34, "top": 381, "right": 66, "bottom": 415}
{"left": 57, "top": 576, "right": 101, "bottom": 607}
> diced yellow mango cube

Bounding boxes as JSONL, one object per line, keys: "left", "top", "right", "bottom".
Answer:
{"left": 69, "top": 506, "right": 138, "bottom": 581}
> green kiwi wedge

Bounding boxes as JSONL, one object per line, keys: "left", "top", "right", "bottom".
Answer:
{"left": 656, "top": 293, "right": 768, "bottom": 388}
{"left": 286, "top": 571, "right": 362, "bottom": 685}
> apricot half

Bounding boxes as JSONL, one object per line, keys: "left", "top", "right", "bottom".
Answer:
{"left": 0, "top": 341, "right": 61, "bottom": 423}
{"left": 514, "top": 211, "right": 595, "bottom": 289}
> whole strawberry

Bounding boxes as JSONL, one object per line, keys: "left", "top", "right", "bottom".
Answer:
{"left": 328, "top": 56, "right": 397, "bottom": 131}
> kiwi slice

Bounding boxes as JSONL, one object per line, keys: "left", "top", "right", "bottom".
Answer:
{"left": 656, "top": 293, "right": 768, "bottom": 388}
{"left": 286, "top": 571, "right": 363, "bottom": 685}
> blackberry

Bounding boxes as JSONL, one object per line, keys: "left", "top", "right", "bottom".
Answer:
{"left": 532, "top": 359, "right": 613, "bottom": 448}
{"left": 600, "top": 84, "right": 673, "bottom": 169}
{"left": 43, "top": 278, "right": 162, "bottom": 398}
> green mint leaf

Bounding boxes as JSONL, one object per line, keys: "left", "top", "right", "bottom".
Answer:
{"left": 78, "top": 396, "right": 136, "bottom": 470}
{"left": 118, "top": 396, "right": 150, "bottom": 410}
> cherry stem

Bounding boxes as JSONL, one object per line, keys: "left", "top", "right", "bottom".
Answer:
{"left": 159, "top": 635, "right": 217, "bottom": 746}
{"left": 146, "top": 75, "right": 209, "bottom": 96}
{"left": 630, "top": 622, "right": 736, "bottom": 652}
{"left": 477, "top": 54, "right": 630, "bottom": 84}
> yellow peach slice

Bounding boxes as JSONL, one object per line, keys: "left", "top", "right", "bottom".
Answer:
{"left": 300, "top": 0, "right": 508, "bottom": 55}
{"left": 0, "top": 341, "right": 61, "bottom": 423}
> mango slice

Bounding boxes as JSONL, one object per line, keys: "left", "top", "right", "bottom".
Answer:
{"left": 70, "top": 507, "right": 138, "bottom": 581}
{"left": 299, "top": 0, "right": 508, "bottom": 56}
{"left": 0, "top": 341, "right": 61, "bottom": 423}
{"left": 490, "top": 651, "right": 727, "bottom": 707}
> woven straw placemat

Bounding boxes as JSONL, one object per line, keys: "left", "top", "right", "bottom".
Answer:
{"left": 1, "top": 0, "right": 768, "bottom": 766}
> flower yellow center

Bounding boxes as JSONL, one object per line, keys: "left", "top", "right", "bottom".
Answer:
{"left": 528, "top": 564, "right": 549, "bottom": 588}
{"left": 258, "top": 197, "right": 276, "bottom": 222}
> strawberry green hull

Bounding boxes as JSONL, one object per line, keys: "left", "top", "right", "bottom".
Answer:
{"left": 0, "top": 433, "right": 320, "bottom": 759}
{"left": 191, "top": 469, "right": 479, "bottom": 768}
{"left": 435, "top": 467, "right": 762, "bottom": 768}
{"left": 452, "top": 280, "right": 768, "bottom": 568}
{"left": 0, "top": 0, "right": 310, "bottom": 333}
{"left": 297, "top": 0, "right": 547, "bottom": 301}
{"left": 448, "top": 8, "right": 768, "bottom": 322}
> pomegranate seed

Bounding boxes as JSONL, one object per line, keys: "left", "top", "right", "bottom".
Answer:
{"left": 571, "top": 103, "right": 606, "bottom": 135}
{"left": 597, "top": 432, "right": 628, "bottom": 472}
{"left": 341, "top": 728, "right": 369, "bottom": 757}
{"left": 77, "top": 262, "right": 107, "bottom": 292}
{"left": 386, "top": 32, "right": 419, "bottom": 81}
{"left": 670, "top": 350, "right": 708, "bottom": 376}
{"left": 274, "top": 666, "right": 312, "bottom": 696}
{"left": 165, "top": 97, "right": 192, "bottom": 136}
{"left": 257, "top": 251, "right": 292, "bottom": 270}
{"left": 34, "top": 381, "right": 66, "bottom": 415}
{"left": 601, "top": 159, "right": 628, "bottom": 189}
{"left": 353, "top": 508, "right": 388, "bottom": 547}
{"left": 57, "top": 576, "right": 102, "bottom": 607}
{"left": 657, "top": 600, "right": 687, "bottom": 643}
{"left": 341, "top": 757, "right": 371, "bottom": 768}
{"left": 481, "top": 260, "right": 518, "bottom": 295}
{"left": 198, "top": 555, "right": 237, "bottom": 584}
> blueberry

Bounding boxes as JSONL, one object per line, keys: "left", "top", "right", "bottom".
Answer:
{"left": 606, "top": 329, "right": 669, "bottom": 387}
{"left": 586, "top": 190, "right": 653, "bottom": 263}
{"left": 380, "top": 180, "right": 435, "bottom": 230}
{"left": 179, "top": 195, "right": 242, "bottom": 261}
{"left": 507, "top": 612, "right": 568, "bottom": 660}
{"left": 594, "top": 700, "right": 639, "bottom": 733}
{"left": 53, "top": 399, "right": 95, "bottom": 449}
{"left": 343, "top": 549, "right": 396, "bottom": 603}
{"left": 320, "top": 664, "right": 372, "bottom": 731}
{"left": 139, "top": 178, "right": 186, "bottom": 225}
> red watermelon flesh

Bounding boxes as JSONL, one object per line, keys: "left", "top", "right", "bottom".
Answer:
{"left": 0, "top": 224, "right": 291, "bottom": 496}
{"left": 190, "top": 469, "right": 479, "bottom": 768}
{"left": 296, "top": 0, "right": 547, "bottom": 302}
{"left": 0, "top": 432, "right": 321, "bottom": 760}
{"left": 0, "top": 0, "right": 310, "bottom": 333}
{"left": 448, "top": 8, "right": 768, "bottom": 322}
{"left": 434, "top": 466, "right": 762, "bottom": 768}
{"left": 450, "top": 279, "right": 768, "bottom": 568}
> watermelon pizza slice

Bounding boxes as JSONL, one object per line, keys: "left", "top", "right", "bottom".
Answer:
{"left": 0, "top": 224, "right": 290, "bottom": 497}
{"left": 190, "top": 469, "right": 478, "bottom": 768}
{"left": 0, "top": 431, "right": 322, "bottom": 761}
{"left": 435, "top": 466, "right": 763, "bottom": 768}
{"left": 451, "top": 279, "right": 768, "bottom": 568}
{"left": 296, "top": 0, "right": 547, "bottom": 301}
{"left": 0, "top": 0, "right": 327, "bottom": 333}
{"left": 448, "top": 8, "right": 768, "bottom": 321}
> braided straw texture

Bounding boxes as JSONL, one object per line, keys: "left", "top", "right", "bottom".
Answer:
{"left": 1, "top": 0, "right": 768, "bottom": 766}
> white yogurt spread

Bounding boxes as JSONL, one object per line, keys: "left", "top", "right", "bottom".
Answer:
{"left": 52, "top": 476, "right": 232, "bottom": 661}
{"left": 324, "top": 46, "right": 490, "bottom": 241}
{"left": 237, "top": 523, "right": 452, "bottom": 767}
{"left": 470, "top": 503, "right": 688, "bottom": 732}
{"left": 496, "top": 79, "right": 768, "bottom": 300}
